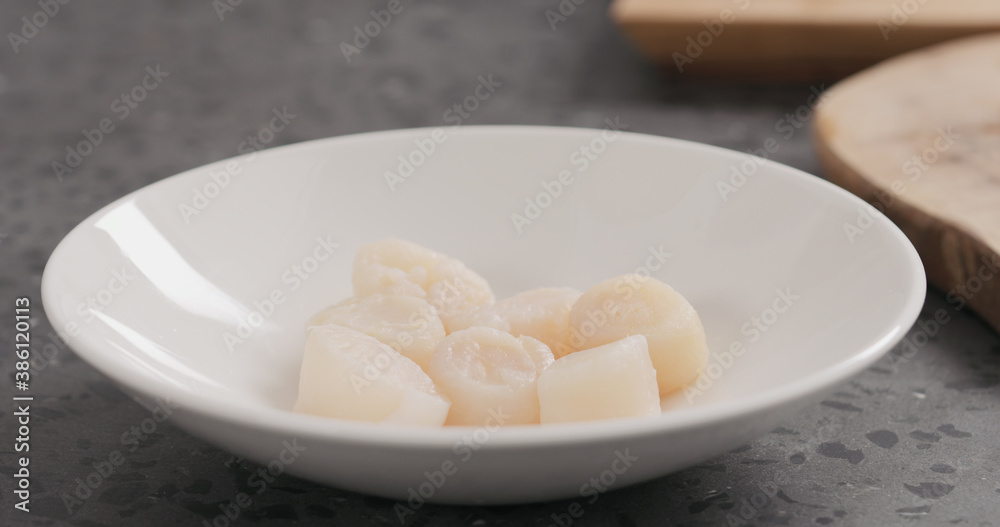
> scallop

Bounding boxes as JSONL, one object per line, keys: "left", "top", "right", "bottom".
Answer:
{"left": 537, "top": 335, "right": 660, "bottom": 424}
{"left": 427, "top": 326, "right": 554, "bottom": 426}
{"left": 568, "top": 274, "right": 707, "bottom": 396}
{"left": 293, "top": 325, "right": 450, "bottom": 426}
{"left": 449, "top": 287, "right": 581, "bottom": 358}
{"left": 307, "top": 294, "right": 445, "bottom": 370}
{"left": 352, "top": 238, "right": 495, "bottom": 332}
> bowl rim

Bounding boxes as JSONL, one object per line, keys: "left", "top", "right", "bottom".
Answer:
{"left": 41, "top": 125, "right": 927, "bottom": 449}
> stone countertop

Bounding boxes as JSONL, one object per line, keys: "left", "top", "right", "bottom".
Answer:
{"left": 1, "top": 1, "right": 998, "bottom": 525}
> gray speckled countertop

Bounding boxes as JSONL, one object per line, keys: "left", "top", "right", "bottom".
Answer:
{"left": 1, "top": 1, "right": 998, "bottom": 526}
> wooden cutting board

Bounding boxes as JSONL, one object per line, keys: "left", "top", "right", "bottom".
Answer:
{"left": 814, "top": 33, "right": 1000, "bottom": 333}
{"left": 611, "top": 0, "right": 1000, "bottom": 79}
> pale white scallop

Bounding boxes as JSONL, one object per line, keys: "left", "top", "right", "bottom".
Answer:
{"left": 352, "top": 238, "right": 495, "bottom": 332}
{"left": 293, "top": 325, "right": 450, "bottom": 426}
{"left": 568, "top": 274, "right": 708, "bottom": 396}
{"left": 537, "top": 335, "right": 661, "bottom": 424}
{"left": 427, "top": 327, "right": 554, "bottom": 426}
{"left": 449, "top": 287, "right": 581, "bottom": 357}
{"left": 307, "top": 294, "right": 445, "bottom": 370}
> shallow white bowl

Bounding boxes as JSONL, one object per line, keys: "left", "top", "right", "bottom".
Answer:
{"left": 42, "top": 126, "right": 925, "bottom": 505}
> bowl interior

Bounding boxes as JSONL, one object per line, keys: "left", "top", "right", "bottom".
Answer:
{"left": 43, "top": 126, "right": 923, "bottom": 434}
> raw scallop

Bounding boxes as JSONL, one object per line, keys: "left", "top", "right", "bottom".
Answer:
{"left": 294, "top": 325, "right": 450, "bottom": 426}
{"left": 568, "top": 274, "right": 707, "bottom": 396}
{"left": 537, "top": 335, "right": 660, "bottom": 424}
{"left": 352, "top": 238, "right": 494, "bottom": 332}
{"left": 427, "top": 326, "right": 553, "bottom": 426}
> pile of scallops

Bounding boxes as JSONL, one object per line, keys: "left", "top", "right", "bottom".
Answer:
{"left": 294, "top": 239, "right": 708, "bottom": 427}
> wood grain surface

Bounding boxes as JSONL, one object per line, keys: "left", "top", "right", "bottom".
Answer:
{"left": 611, "top": 0, "right": 1000, "bottom": 79}
{"left": 814, "top": 33, "right": 1000, "bottom": 333}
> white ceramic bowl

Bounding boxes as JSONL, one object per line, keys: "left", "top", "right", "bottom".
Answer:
{"left": 42, "top": 126, "right": 925, "bottom": 504}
